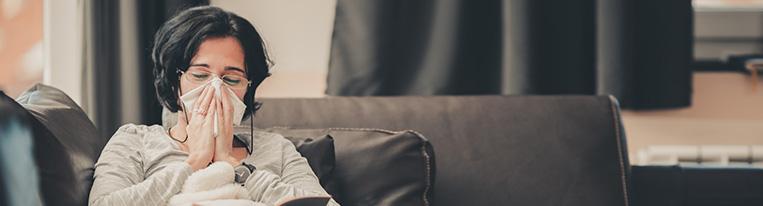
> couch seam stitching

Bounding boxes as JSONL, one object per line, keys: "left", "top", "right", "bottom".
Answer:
{"left": 609, "top": 96, "right": 630, "bottom": 206}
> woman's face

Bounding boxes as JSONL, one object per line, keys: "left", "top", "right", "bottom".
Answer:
{"left": 179, "top": 36, "right": 248, "bottom": 100}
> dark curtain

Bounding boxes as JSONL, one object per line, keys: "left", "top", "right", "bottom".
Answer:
{"left": 327, "top": 0, "right": 693, "bottom": 109}
{"left": 86, "top": 0, "right": 122, "bottom": 140}
{"left": 87, "top": 0, "right": 207, "bottom": 139}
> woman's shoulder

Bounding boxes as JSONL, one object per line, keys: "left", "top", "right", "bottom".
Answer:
{"left": 247, "top": 130, "right": 304, "bottom": 171}
{"left": 107, "top": 124, "right": 167, "bottom": 147}
{"left": 251, "top": 130, "right": 295, "bottom": 151}
{"left": 252, "top": 130, "right": 288, "bottom": 144}
{"left": 115, "top": 124, "right": 165, "bottom": 135}
{"left": 112, "top": 124, "right": 166, "bottom": 138}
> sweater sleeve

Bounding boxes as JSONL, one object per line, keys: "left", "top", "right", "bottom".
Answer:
{"left": 89, "top": 124, "right": 193, "bottom": 206}
{"left": 244, "top": 138, "right": 340, "bottom": 206}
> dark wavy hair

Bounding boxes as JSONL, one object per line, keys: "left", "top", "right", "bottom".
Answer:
{"left": 152, "top": 6, "right": 271, "bottom": 119}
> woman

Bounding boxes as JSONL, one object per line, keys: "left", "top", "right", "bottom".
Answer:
{"left": 89, "top": 6, "right": 338, "bottom": 206}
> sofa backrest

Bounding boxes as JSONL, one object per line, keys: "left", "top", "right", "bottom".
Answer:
{"left": 0, "top": 91, "right": 41, "bottom": 206}
{"left": 10, "top": 84, "right": 106, "bottom": 206}
{"left": 250, "top": 95, "right": 630, "bottom": 206}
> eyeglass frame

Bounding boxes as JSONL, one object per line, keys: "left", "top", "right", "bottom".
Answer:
{"left": 176, "top": 68, "right": 252, "bottom": 90}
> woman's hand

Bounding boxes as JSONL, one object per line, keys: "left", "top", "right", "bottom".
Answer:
{"left": 213, "top": 87, "right": 239, "bottom": 166}
{"left": 183, "top": 86, "right": 218, "bottom": 171}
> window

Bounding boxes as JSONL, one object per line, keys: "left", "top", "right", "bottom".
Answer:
{"left": 0, "top": 0, "right": 43, "bottom": 98}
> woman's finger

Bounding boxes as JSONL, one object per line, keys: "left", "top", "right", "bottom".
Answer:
{"left": 199, "top": 85, "right": 215, "bottom": 114}
{"left": 192, "top": 87, "right": 209, "bottom": 113}
{"left": 194, "top": 86, "right": 210, "bottom": 110}
{"left": 204, "top": 96, "right": 218, "bottom": 125}
{"left": 216, "top": 95, "right": 224, "bottom": 130}
{"left": 220, "top": 87, "right": 233, "bottom": 124}
{"left": 192, "top": 86, "right": 212, "bottom": 121}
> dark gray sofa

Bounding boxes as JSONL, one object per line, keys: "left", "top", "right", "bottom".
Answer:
{"left": 2, "top": 86, "right": 631, "bottom": 206}
{"left": 252, "top": 95, "right": 630, "bottom": 206}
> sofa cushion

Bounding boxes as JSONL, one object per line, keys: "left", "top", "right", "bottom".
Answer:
{"left": 231, "top": 126, "right": 338, "bottom": 195}
{"left": 15, "top": 84, "right": 106, "bottom": 206}
{"left": 284, "top": 134, "right": 337, "bottom": 194}
{"left": 262, "top": 127, "right": 435, "bottom": 206}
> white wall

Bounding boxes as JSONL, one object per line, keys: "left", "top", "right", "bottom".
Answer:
{"left": 117, "top": 0, "right": 141, "bottom": 124}
{"left": 211, "top": 0, "right": 337, "bottom": 97}
{"left": 43, "top": 0, "right": 84, "bottom": 106}
{"left": 694, "top": 10, "right": 763, "bottom": 60}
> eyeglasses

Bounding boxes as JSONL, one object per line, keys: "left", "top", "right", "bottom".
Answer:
{"left": 178, "top": 69, "right": 251, "bottom": 90}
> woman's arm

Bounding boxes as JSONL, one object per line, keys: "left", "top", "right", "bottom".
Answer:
{"left": 244, "top": 139, "right": 340, "bottom": 206}
{"left": 89, "top": 125, "right": 193, "bottom": 206}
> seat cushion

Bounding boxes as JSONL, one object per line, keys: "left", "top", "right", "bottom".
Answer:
{"left": 15, "top": 84, "right": 106, "bottom": 206}
{"left": 284, "top": 134, "right": 337, "bottom": 194}
{"left": 262, "top": 127, "right": 435, "bottom": 206}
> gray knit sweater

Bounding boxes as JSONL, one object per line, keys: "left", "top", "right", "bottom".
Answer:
{"left": 88, "top": 124, "right": 338, "bottom": 206}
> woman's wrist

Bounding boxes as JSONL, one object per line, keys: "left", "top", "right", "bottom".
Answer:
{"left": 185, "top": 154, "right": 209, "bottom": 171}
{"left": 169, "top": 125, "right": 187, "bottom": 141}
{"left": 221, "top": 156, "right": 240, "bottom": 167}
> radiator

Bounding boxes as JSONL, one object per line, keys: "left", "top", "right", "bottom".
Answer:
{"left": 636, "top": 145, "right": 763, "bottom": 167}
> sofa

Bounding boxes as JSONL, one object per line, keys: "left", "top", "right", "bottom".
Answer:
{"left": 0, "top": 85, "right": 631, "bottom": 206}
{"left": 251, "top": 95, "right": 631, "bottom": 206}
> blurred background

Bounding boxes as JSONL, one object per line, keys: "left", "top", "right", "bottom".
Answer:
{"left": 0, "top": 0, "right": 762, "bottom": 163}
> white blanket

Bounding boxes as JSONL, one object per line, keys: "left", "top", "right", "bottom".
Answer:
{"left": 169, "top": 162, "right": 264, "bottom": 206}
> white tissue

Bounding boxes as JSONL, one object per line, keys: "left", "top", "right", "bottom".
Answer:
{"left": 179, "top": 78, "right": 248, "bottom": 137}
